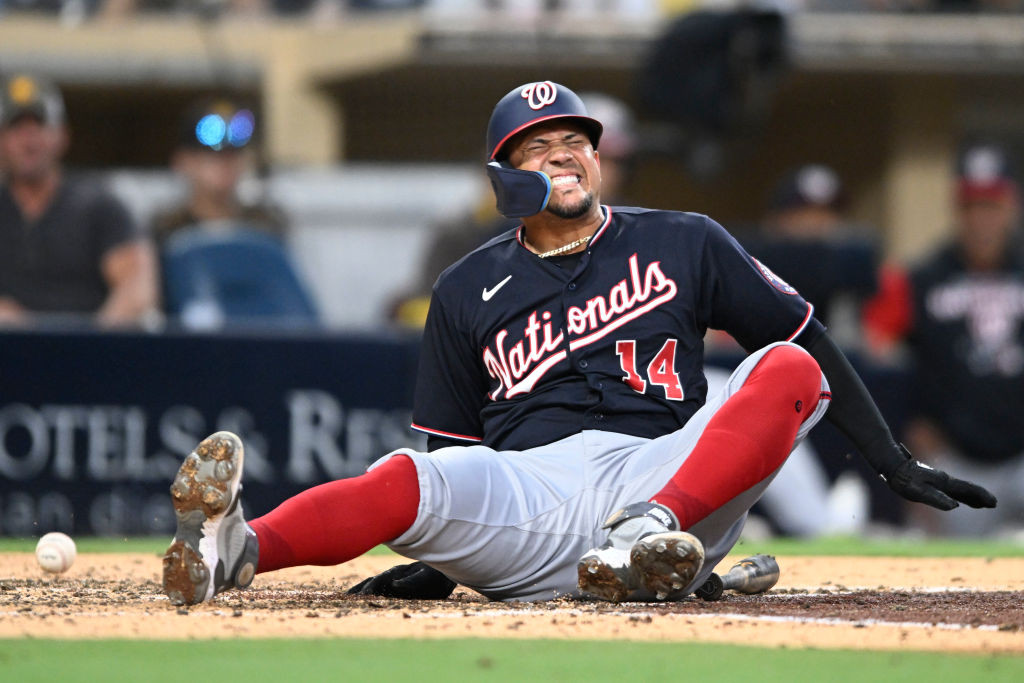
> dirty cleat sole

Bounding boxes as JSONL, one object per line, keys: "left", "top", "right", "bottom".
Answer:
{"left": 162, "top": 431, "right": 246, "bottom": 606}
{"left": 577, "top": 547, "right": 637, "bottom": 603}
{"left": 630, "top": 531, "right": 704, "bottom": 600}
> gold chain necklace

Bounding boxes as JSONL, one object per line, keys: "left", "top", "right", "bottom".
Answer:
{"left": 536, "top": 234, "right": 592, "bottom": 259}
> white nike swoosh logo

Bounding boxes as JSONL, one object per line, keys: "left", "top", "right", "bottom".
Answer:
{"left": 482, "top": 275, "right": 512, "bottom": 302}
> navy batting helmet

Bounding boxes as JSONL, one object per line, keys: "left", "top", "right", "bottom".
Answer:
{"left": 486, "top": 81, "right": 603, "bottom": 161}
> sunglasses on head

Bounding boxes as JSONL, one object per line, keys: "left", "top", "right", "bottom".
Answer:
{"left": 194, "top": 109, "right": 255, "bottom": 150}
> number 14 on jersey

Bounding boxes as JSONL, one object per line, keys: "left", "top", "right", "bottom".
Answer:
{"left": 615, "top": 339, "right": 685, "bottom": 400}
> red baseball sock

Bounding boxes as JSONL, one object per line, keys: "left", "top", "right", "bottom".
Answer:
{"left": 249, "top": 454, "right": 419, "bottom": 573}
{"left": 651, "top": 346, "right": 825, "bottom": 530}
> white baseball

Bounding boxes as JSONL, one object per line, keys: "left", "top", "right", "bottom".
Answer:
{"left": 35, "top": 532, "right": 77, "bottom": 574}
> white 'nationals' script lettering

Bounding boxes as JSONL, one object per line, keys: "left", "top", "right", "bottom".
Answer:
{"left": 482, "top": 254, "right": 678, "bottom": 399}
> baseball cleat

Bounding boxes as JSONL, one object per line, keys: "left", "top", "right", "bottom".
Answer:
{"left": 162, "top": 431, "right": 259, "bottom": 606}
{"left": 578, "top": 501, "right": 697, "bottom": 602}
{"left": 578, "top": 547, "right": 636, "bottom": 603}
{"left": 630, "top": 531, "right": 704, "bottom": 600}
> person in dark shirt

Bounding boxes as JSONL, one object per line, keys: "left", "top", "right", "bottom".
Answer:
{"left": 150, "top": 98, "right": 319, "bottom": 329}
{"left": 893, "top": 144, "right": 1024, "bottom": 536}
{"left": 0, "top": 73, "right": 157, "bottom": 327}
{"left": 739, "top": 164, "right": 880, "bottom": 346}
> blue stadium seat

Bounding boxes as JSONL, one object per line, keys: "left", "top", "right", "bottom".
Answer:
{"left": 162, "top": 227, "right": 320, "bottom": 329}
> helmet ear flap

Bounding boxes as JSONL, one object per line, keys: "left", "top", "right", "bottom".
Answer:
{"left": 486, "top": 161, "right": 552, "bottom": 218}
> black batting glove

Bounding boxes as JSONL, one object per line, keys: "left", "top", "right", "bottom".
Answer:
{"left": 346, "top": 561, "right": 456, "bottom": 600}
{"left": 883, "top": 445, "right": 997, "bottom": 511}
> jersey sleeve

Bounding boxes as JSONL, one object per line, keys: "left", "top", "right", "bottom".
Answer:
{"left": 701, "top": 215, "right": 823, "bottom": 351}
{"left": 411, "top": 293, "right": 488, "bottom": 444}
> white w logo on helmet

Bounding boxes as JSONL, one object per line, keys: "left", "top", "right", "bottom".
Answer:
{"left": 521, "top": 81, "right": 558, "bottom": 110}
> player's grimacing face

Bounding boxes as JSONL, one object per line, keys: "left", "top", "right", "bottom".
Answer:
{"left": 508, "top": 121, "right": 601, "bottom": 219}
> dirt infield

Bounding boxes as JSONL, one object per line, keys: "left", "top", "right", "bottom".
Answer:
{"left": 2, "top": 552, "right": 1023, "bottom": 653}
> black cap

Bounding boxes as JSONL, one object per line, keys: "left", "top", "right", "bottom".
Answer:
{"left": 956, "top": 144, "right": 1017, "bottom": 204}
{"left": 179, "top": 98, "right": 256, "bottom": 152}
{"left": 0, "top": 74, "right": 64, "bottom": 128}
{"left": 769, "top": 164, "right": 845, "bottom": 212}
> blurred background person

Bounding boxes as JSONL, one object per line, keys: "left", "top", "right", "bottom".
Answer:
{"left": 0, "top": 73, "right": 157, "bottom": 328}
{"left": 152, "top": 97, "right": 318, "bottom": 330}
{"left": 740, "top": 164, "right": 882, "bottom": 348}
{"left": 151, "top": 97, "right": 286, "bottom": 249}
{"left": 871, "top": 143, "right": 1024, "bottom": 537}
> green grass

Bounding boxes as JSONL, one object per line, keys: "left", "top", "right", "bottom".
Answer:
{"left": 0, "top": 536, "right": 168, "bottom": 554}
{"left": 2, "top": 535, "right": 1021, "bottom": 557}
{"left": 0, "top": 639, "right": 1020, "bottom": 682}
{"left": 731, "top": 534, "right": 1024, "bottom": 558}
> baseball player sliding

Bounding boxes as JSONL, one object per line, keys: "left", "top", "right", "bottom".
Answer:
{"left": 163, "top": 82, "right": 996, "bottom": 606}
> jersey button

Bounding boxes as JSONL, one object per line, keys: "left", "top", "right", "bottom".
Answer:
{"left": 568, "top": 282, "right": 577, "bottom": 291}
{"left": 597, "top": 382, "right": 604, "bottom": 390}
{"left": 594, "top": 413, "right": 604, "bottom": 421}
{"left": 578, "top": 359, "right": 589, "bottom": 369}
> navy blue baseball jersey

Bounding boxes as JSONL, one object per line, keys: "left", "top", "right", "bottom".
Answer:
{"left": 907, "top": 242, "right": 1024, "bottom": 463}
{"left": 411, "top": 206, "right": 825, "bottom": 452}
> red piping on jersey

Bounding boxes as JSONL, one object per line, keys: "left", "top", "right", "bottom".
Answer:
{"left": 786, "top": 303, "right": 815, "bottom": 341}
{"left": 589, "top": 205, "right": 612, "bottom": 246}
{"left": 517, "top": 205, "right": 612, "bottom": 252}
{"left": 410, "top": 423, "right": 482, "bottom": 443}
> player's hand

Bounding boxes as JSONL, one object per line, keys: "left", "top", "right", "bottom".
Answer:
{"left": 346, "top": 562, "right": 456, "bottom": 600}
{"left": 884, "top": 446, "right": 997, "bottom": 511}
